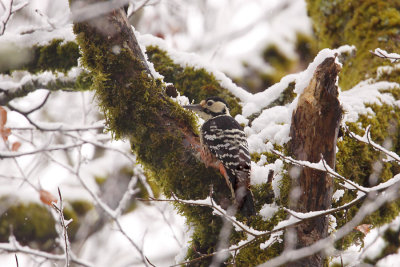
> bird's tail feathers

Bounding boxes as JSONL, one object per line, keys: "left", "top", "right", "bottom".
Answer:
{"left": 235, "top": 186, "right": 256, "bottom": 217}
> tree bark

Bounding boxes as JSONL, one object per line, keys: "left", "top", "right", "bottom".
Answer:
{"left": 286, "top": 57, "right": 342, "bottom": 267}
{"left": 70, "top": 0, "right": 232, "bottom": 262}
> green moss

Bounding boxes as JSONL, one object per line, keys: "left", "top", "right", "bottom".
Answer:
{"left": 70, "top": 200, "right": 94, "bottom": 216}
{"left": 236, "top": 237, "right": 284, "bottom": 265}
{"left": 62, "top": 207, "right": 80, "bottom": 240}
{"left": 262, "top": 45, "right": 293, "bottom": 70}
{"left": 2, "top": 39, "right": 80, "bottom": 74}
{"left": 333, "top": 96, "right": 400, "bottom": 251}
{"left": 74, "top": 71, "right": 94, "bottom": 91}
{"left": 306, "top": 0, "right": 400, "bottom": 90}
{"left": 295, "top": 33, "right": 319, "bottom": 67}
{"left": 0, "top": 201, "right": 57, "bottom": 250}
{"left": 146, "top": 46, "right": 242, "bottom": 116}
{"left": 267, "top": 82, "right": 297, "bottom": 108}
{"left": 73, "top": 19, "right": 240, "bottom": 262}
{"left": 94, "top": 176, "right": 107, "bottom": 186}
{"left": 252, "top": 183, "right": 275, "bottom": 211}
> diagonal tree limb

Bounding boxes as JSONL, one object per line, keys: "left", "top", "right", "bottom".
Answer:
{"left": 70, "top": 0, "right": 230, "bottom": 262}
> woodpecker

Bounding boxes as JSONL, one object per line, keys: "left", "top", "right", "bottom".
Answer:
{"left": 183, "top": 97, "right": 255, "bottom": 216}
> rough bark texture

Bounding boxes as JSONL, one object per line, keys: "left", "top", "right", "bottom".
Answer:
{"left": 287, "top": 57, "right": 342, "bottom": 267}
{"left": 70, "top": 1, "right": 233, "bottom": 264}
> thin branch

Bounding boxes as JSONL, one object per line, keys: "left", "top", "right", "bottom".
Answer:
{"left": 0, "top": 70, "right": 86, "bottom": 106}
{"left": 258, "top": 180, "right": 400, "bottom": 267}
{"left": 9, "top": 124, "right": 104, "bottom": 132}
{"left": 23, "top": 92, "right": 51, "bottom": 115}
{"left": 0, "top": 142, "right": 86, "bottom": 159}
{"left": 0, "top": 0, "right": 27, "bottom": 35}
{"left": 370, "top": 48, "right": 400, "bottom": 63}
{"left": 52, "top": 188, "right": 71, "bottom": 267}
{"left": 0, "top": 236, "right": 92, "bottom": 267}
{"left": 114, "top": 176, "right": 140, "bottom": 217}
{"left": 63, "top": 132, "right": 136, "bottom": 164}
{"left": 346, "top": 125, "right": 400, "bottom": 162}
{"left": 320, "top": 157, "right": 369, "bottom": 193}
{"left": 271, "top": 149, "right": 369, "bottom": 193}
{"left": 45, "top": 147, "right": 150, "bottom": 267}
{"left": 127, "top": 0, "right": 152, "bottom": 18}
{"left": 139, "top": 179, "right": 399, "bottom": 267}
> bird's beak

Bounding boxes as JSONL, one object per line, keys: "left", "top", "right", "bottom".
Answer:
{"left": 182, "top": 100, "right": 206, "bottom": 112}
{"left": 182, "top": 104, "right": 203, "bottom": 111}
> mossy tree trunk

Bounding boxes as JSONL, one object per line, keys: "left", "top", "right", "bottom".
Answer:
{"left": 286, "top": 58, "right": 342, "bottom": 267}
{"left": 304, "top": 0, "right": 400, "bottom": 263}
{"left": 306, "top": 0, "right": 400, "bottom": 90}
{"left": 70, "top": 0, "right": 233, "bottom": 263}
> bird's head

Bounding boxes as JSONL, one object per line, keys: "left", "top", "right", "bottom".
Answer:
{"left": 183, "top": 97, "right": 230, "bottom": 121}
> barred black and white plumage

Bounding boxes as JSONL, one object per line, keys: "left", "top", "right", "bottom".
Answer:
{"left": 183, "top": 97, "right": 255, "bottom": 217}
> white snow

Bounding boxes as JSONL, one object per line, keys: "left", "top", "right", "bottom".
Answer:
{"left": 340, "top": 80, "right": 399, "bottom": 123}
{"left": 259, "top": 203, "right": 279, "bottom": 220}
{"left": 2, "top": 0, "right": 400, "bottom": 266}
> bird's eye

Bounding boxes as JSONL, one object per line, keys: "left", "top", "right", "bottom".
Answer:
{"left": 207, "top": 101, "right": 213, "bottom": 106}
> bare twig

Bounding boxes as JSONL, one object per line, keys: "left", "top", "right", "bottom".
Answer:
{"left": 0, "top": 236, "right": 92, "bottom": 267}
{"left": 46, "top": 147, "right": 150, "bottom": 267}
{"left": 9, "top": 124, "right": 104, "bottom": 132}
{"left": 320, "top": 157, "right": 369, "bottom": 193}
{"left": 0, "top": 142, "right": 86, "bottom": 159}
{"left": 127, "top": 0, "right": 152, "bottom": 18}
{"left": 0, "top": 0, "right": 28, "bottom": 35}
{"left": 52, "top": 188, "right": 71, "bottom": 267}
{"left": 346, "top": 125, "right": 400, "bottom": 163}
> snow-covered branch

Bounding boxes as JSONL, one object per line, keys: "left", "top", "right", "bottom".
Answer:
{"left": 271, "top": 149, "right": 369, "bottom": 193}
{"left": 259, "top": 179, "right": 400, "bottom": 267}
{"left": 346, "top": 125, "right": 400, "bottom": 163}
{"left": 0, "top": 69, "right": 85, "bottom": 106}
{"left": 371, "top": 48, "right": 400, "bottom": 63}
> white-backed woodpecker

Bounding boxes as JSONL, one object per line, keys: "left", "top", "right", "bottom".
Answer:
{"left": 183, "top": 96, "right": 255, "bottom": 216}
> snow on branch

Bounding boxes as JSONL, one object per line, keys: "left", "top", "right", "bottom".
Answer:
{"left": 371, "top": 48, "right": 400, "bottom": 63}
{"left": 0, "top": 236, "right": 92, "bottom": 267}
{"left": 138, "top": 182, "right": 388, "bottom": 267}
{"left": 259, "top": 179, "right": 400, "bottom": 267}
{"left": 271, "top": 149, "right": 369, "bottom": 193}
{"left": 48, "top": 147, "right": 151, "bottom": 267}
{"left": 346, "top": 125, "right": 400, "bottom": 163}
{"left": 0, "top": 68, "right": 85, "bottom": 106}
{"left": 272, "top": 147, "right": 400, "bottom": 196}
